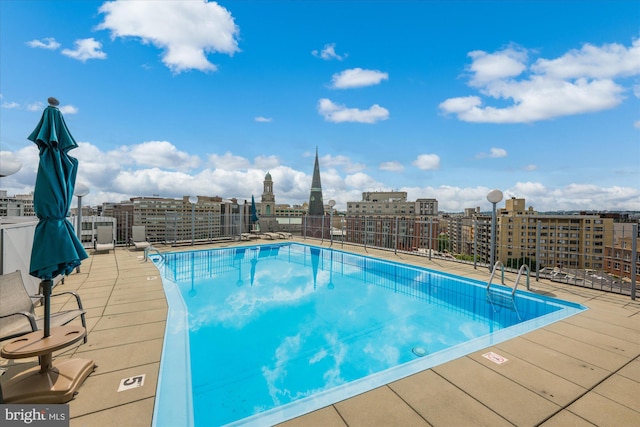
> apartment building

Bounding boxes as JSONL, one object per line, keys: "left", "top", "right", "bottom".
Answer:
{"left": 443, "top": 199, "right": 616, "bottom": 270}
{"left": 126, "top": 196, "right": 242, "bottom": 244}
{"left": 347, "top": 192, "right": 438, "bottom": 217}
{"left": 604, "top": 222, "right": 640, "bottom": 281}
{"left": 445, "top": 209, "right": 483, "bottom": 255}
{"left": 605, "top": 236, "right": 640, "bottom": 282}
{"left": 344, "top": 192, "right": 439, "bottom": 251}
{"left": 0, "top": 191, "right": 35, "bottom": 217}
{"left": 490, "top": 198, "right": 614, "bottom": 269}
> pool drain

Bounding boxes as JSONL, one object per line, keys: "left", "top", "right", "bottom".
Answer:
{"left": 412, "top": 346, "right": 427, "bottom": 357}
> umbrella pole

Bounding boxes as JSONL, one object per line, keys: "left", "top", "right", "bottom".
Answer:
{"left": 42, "top": 279, "right": 52, "bottom": 338}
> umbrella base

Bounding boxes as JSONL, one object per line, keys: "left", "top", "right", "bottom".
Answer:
{"left": 1, "top": 358, "right": 96, "bottom": 404}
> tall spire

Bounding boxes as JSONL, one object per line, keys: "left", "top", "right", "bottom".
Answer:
{"left": 308, "top": 147, "right": 324, "bottom": 216}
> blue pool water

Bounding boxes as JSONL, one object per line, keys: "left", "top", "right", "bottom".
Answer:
{"left": 151, "top": 243, "right": 586, "bottom": 427}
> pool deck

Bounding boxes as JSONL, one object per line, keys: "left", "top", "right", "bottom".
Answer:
{"left": 2, "top": 238, "right": 638, "bottom": 426}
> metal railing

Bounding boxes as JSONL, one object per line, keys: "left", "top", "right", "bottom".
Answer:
{"left": 99, "top": 212, "right": 637, "bottom": 299}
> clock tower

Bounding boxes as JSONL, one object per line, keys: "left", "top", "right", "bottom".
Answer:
{"left": 261, "top": 172, "right": 275, "bottom": 217}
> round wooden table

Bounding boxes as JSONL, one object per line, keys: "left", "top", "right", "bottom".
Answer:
{"left": 1, "top": 325, "right": 95, "bottom": 403}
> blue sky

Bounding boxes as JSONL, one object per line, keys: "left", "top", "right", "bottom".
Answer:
{"left": 1, "top": 0, "right": 638, "bottom": 212}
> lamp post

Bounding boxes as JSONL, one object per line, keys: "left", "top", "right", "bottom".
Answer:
{"left": 189, "top": 195, "right": 198, "bottom": 246}
{"left": 328, "top": 199, "right": 336, "bottom": 246}
{"left": 74, "top": 184, "right": 90, "bottom": 273}
{"left": 0, "top": 159, "right": 22, "bottom": 224}
{"left": 0, "top": 158, "right": 22, "bottom": 177}
{"left": 486, "top": 189, "right": 503, "bottom": 272}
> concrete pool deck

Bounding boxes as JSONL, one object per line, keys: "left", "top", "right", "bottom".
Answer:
{"left": 2, "top": 238, "right": 638, "bottom": 426}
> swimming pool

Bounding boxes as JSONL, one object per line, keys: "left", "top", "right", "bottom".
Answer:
{"left": 151, "top": 243, "right": 586, "bottom": 426}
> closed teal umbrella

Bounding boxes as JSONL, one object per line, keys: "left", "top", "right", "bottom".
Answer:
{"left": 28, "top": 98, "right": 88, "bottom": 337}
{"left": 251, "top": 195, "right": 259, "bottom": 223}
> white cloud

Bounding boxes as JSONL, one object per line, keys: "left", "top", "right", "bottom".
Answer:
{"left": 208, "top": 151, "right": 251, "bottom": 170}
{"left": 207, "top": 152, "right": 281, "bottom": 172}
{"left": 26, "top": 37, "right": 60, "bottom": 50}
{"left": 253, "top": 155, "right": 280, "bottom": 170}
{"left": 3, "top": 145, "right": 637, "bottom": 212}
{"left": 59, "top": 105, "right": 79, "bottom": 115}
{"left": 27, "top": 102, "right": 45, "bottom": 112}
{"left": 505, "top": 182, "right": 640, "bottom": 211}
{"left": 317, "top": 98, "right": 389, "bottom": 123}
{"left": 412, "top": 154, "right": 440, "bottom": 170}
{"left": 255, "top": 116, "right": 272, "bottom": 122}
{"left": 312, "top": 43, "right": 346, "bottom": 61}
{"left": 401, "top": 182, "right": 640, "bottom": 212}
{"left": 330, "top": 68, "right": 389, "bottom": 89}
{"left": 489, "top": 148, "right": 507, "bottom": 158}
{"left": 119, "top": 141, "right": 201, "bottom": 170}
{"left": 441, "top": 77, "right": 623, "bottom": 123}
{"left": 440, "top": 39, "right": 639, "bottom": 123}
{"left": 379, "top": 161, "right": 404, "bottom": 172}
{"left": 61, "top": 38, "right": 107, "bottom": 62}
{"left": 523, "top": 164, "right": 538, "bottom": 171}
{"left": 320, "top": 154, "right": 366, "bottom": 173}
{"left": 1, "top": 101, "right": 20, "bottom": 109}
{"left": 467, "top": 46, "right": 528, "bottom": 86}
{"left": 477, "top": 147, "right": 507, "bottom": 158}
{"left": 531, "top": 39, "right": 640, "bottom": 79}
{"left": 97, "top": 0, "right": 239, "bottom": 73}
{"left": 344, "top": 172, "right": 382, "bottom": 190}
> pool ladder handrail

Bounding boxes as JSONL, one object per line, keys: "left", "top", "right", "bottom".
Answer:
{"left": 486, "top": 261, "right": 524, "bottom": 320}
{"left": 144, "top": 245, "right": 165, "bottom": 262}
{"left": 514, "top": 264, "right": 531, "bottom": 292}
{"left": 486, "top": 261, "right": 507, "bottom": 292}
{"left": 487, "top": 262, "right": 531, "bottom": 296}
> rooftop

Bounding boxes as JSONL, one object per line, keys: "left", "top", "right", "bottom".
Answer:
{"left": 2, "top": 238, "right": 638, "bottom": 426}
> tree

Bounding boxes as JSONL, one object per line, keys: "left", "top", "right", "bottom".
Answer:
{"left": 438, "top": 234, "right": 449, "bottom": 252}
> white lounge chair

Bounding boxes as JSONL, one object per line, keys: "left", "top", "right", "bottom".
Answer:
{"left": 263, "top": 232, "right": 282, "bottom": 240}
{"left": 94, "top": 226, "right": 115, "bottom": 253}
{"left": 131, "top": 225, "right": 150, "bottom": 250}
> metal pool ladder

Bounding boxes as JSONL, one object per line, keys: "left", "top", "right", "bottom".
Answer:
{"left": 486, "top": 261, "right": 529, "bottom": 320}
{"left": 144, "top": 245, "right": 165, "bottom": 262}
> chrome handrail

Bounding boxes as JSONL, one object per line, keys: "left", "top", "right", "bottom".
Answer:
{"left": 144, "top": 246, "right": 165, "bottom": 262}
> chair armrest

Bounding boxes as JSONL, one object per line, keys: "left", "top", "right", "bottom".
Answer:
{"left": 0, "top": 311, "right": 38, "bottom": 332}
{"left": 50, "top": 291, "right": 85, "bottom": 310}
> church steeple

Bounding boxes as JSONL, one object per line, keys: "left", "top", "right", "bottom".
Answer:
{"left": 308, "top": 147, "right": 325, "bottom": 216}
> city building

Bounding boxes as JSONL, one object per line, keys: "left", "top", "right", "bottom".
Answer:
{"left": 605, "top": 236, "right": 640, "bottom": 282}
{"left": 257, "top": 172, "right": 279, "bottom": 232}
{"left": 444, "top": 207, "right": 482, "bottom": 256}
{"left": 254, "top": 173, "right": 305, "bottom": 233}
{"left": 343, "top": 192, "right": 440, "bottom": 251}
{"left": 101, "top": 196, "right": 244, "bottom": 245}
{"left": 0, "top": 191, "right": 35, "bottom": 217}
{"left": 480, "top": 198, "right": 614, "bottom": 270}
{"left": 605, "top": 223, "right": 640, "bottom": 282}
{"left": 347, "top": 192, "right": 438, "bottom": 216}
